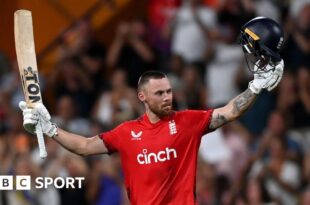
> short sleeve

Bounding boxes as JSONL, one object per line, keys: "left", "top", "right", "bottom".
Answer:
{"left": 99, "top": 125, "right": 123, "bottom": 154}
{"left": 183, "top": 109, "right": 214, "bottom": 135}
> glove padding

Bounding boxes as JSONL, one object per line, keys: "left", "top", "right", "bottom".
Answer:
{"left": 248, "top": 59, "right": 284, "bottom": 94}
{"left": 19, "top": 101, "right": 57, "bottom": 138}
{"left": 19, "top": 101, "right": 38, "bottom": 134}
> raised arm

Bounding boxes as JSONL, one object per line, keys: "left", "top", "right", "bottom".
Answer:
{"left": 209, "top": 60, "right": 284, "bottom": 130}
{"left": 52, "top": 128, "right": 108, "bottom": 156}
{"left": 106, "top": 22, "right": 128, "bottom": 68}
{"left": 19, "top": 101, "right": 108, "bottom": 156}
{"left": 209, "top": 88, "right": 257, "bottom": 130}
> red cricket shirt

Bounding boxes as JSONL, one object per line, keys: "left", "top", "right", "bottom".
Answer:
{"left": 99, "top": 109, "right": 214, "bottom": 205}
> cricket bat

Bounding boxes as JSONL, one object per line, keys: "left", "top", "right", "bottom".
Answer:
{"left": 14, "top": 10, "right": 47, "bottom": 158}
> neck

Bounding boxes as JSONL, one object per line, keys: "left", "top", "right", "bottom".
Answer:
{"left": 145, "top": 109, "right": 161, "bottom": 124}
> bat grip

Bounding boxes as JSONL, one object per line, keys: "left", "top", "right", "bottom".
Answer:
{"left": 35, "top": 122, "right": 47, "bottom": 159}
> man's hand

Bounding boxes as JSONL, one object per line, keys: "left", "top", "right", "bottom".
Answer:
{"left": 19, "top": 101, "right": 38, "bottom": 134}
{"left": 248, "top": 59, "right": 284, "bottom": 94}
{"left": 19, "top": 101, "right": 57, "bottom": 138}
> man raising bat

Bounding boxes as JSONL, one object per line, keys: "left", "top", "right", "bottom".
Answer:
{"left": 19, "top": 17, "right": 284, "bottom": 204}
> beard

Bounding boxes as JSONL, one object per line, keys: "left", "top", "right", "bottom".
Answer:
{"left": 148, "top": 102, "right": 173, "bottom": 117}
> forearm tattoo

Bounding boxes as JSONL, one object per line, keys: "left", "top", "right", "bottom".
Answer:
{"left": 209, "top": 89, "right": 257, "bottom": 130}
{"left": 209, "top": 114, "right": 228, "bottom": 130}
{"left": 232, "top": 88, "right": 256, "bottom": 116}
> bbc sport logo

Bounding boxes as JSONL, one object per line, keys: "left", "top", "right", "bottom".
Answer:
{"left": 0, "top": 175, "right": 85, "bottom": 190}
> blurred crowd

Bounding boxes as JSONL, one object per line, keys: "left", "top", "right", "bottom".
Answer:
{"left": 0, "top": 0, "right": 310, "bottom": 204}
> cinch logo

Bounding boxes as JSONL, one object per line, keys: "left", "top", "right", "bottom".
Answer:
{"left": 137, "top": 147, "right": 178, "bottom": 164}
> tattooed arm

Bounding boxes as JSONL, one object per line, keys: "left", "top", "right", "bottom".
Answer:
{"left": 209, "top": 88, "right": 257, "bottom": 130}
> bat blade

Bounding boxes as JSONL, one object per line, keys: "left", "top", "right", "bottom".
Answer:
{"left": 14, "top": 10, "right": 42, "bottom": 107}
{"left": 14, "top": 9, "right": 47, "bottom": 159}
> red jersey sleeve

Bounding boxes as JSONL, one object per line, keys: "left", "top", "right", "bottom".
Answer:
{"left": 183, "top": 109, "right": 214, "bottom": 135}
{"left": 99, "top": 124, "right": 123, "bottom": 154}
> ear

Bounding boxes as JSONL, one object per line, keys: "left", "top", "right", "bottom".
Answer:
{"left": 138, "top": 91, "right": 145, "bottom": 102}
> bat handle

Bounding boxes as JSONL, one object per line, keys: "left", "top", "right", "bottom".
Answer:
{"left": 35, "top": 123, "right": 47, "bottom": 159}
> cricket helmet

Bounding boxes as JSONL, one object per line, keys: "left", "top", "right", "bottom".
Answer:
{"left": 239, "top": 17, "right": 284, "bottom": 73}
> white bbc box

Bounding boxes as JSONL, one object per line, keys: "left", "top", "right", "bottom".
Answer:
{"left": 16, "top": 175, "right": 31, "bottom": 190}
{"left": 0, "top": 176, "right": 13, "bottom": 190}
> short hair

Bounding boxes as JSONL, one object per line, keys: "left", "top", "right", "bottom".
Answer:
{"left": 137, "top": 70, "right": 167, "bottom": 91}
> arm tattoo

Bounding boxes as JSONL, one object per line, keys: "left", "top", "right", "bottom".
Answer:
{"left": 209, "top": 88, "right": 257, "bottom": 130}
{"left": 209, "top": 113, "right": 228, "bottom": 130}
{"left": 232, "top": 88, "right": 257, "bottom": 116}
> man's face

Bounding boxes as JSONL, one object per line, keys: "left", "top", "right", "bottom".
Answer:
{"left": 139, "top": 78, "right": 173, "bottom": 117}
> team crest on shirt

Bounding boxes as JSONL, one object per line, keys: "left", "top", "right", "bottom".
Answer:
{"left": 131, "top": 131, "right": 142, "bottom": 140}
{"left": 169, "top": 120, "right": 177, "bottom": 135}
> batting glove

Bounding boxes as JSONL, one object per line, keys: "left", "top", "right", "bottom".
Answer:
{"left": 19, "top": 101, "right": 38, "bottom": 135}
{"left": 248, "top": 59, "right": 284, "bottom": 94}
{"left": 19, "top": 101, "right": 57, "bottom": 138}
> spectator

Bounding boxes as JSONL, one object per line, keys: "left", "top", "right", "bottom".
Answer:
{"left": 52, "top": 95, "right": 91, "bottom": 136}
{"left": 261, "top": 110, "right": 303, "bottom": 162}
{"left": 196, "top": 159, "right": 217, "bottom": 205}
{"left": 58, "top": 153, "right": 88, "bottom": 205}
{"left": 276, "top": 69, "right": 310, "bottom": 130}
{"left": 238, "top": 178, "right": 276, "bottom": 205}
{"left": 204, "top": 11, "right": 244, "bottom": 108}
{"left": 180, "top": 64, "right": 206, "bottom": 109}
{"left": 147, "top": 0, "right": 181, "bottom": 71}
{"left": 106, "top": 19, "right": 155, "bottom": 88}
{"left": 213, "top": 122, "right": 250, "bottom": 181}
{"left": 92, "top": 69, "right": 143, "bottom": 128}
{"left": 250, "top": 136, "right": 301, "bottom": 205}
{"left": 171, "top": 0, "right": 217, "bottom": 75}
{"left": 6, "top": 155, "right": 43, "bottom": 205}
{"left": 58, "top": 19, "right": 106, "bottom": 63}
{"left": 86, "top": 155, "right": 127, "bottom": 205}
{"left": 166, "top": 55, "right": 185, "bottom": 110}
{"left": 281, "top": 1, "right": 310, "bottom": 73}
{"left": 48, "top": 57, "right": 94, "bottom": 117}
